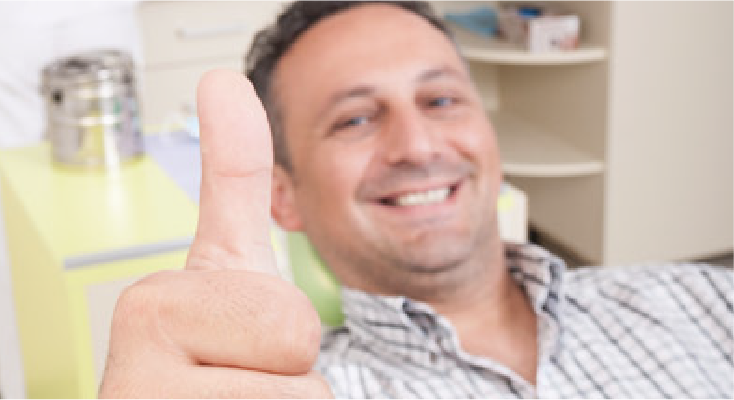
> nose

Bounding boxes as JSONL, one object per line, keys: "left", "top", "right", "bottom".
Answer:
{"left": 379, "top": 104, "right": 441, "bottom": 166}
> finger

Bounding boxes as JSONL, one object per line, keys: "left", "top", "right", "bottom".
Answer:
{"left": 186, "top": 69, "right": 276, "bottom": 273}
{"left": 109, "top": 270, "right": 322, "bottom": 375}
{"left": 180, "top": 368, "right": 333, "bottom": 399}
{"left": 102, "top": 363, "right": 332, "bottom": 399}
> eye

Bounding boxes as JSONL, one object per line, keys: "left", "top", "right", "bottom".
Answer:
{"left": 428, "top": 96, "right": 455, "bottom": 108}
{"left": 342, "top": 115, "right": 369, "bottom": 128}
{"left": 332, "top": 113, "right": 373, "bottom": 133}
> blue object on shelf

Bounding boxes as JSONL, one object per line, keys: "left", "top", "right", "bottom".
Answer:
{"left": 518, "top": 6, "right": 543, "bottom": 18}
{"left": 444, "top": 6, "right": 498, "bottom": 37}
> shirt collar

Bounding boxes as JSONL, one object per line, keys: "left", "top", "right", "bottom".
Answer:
{"left": 339, "top": 243, "right": 567, "bottom": 367}
{"left": 505, "top": 242, "right": 567, "bottom": 319}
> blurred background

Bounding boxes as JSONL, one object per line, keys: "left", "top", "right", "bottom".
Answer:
{"left": 0, "top": 1, "right": 731, "bottom": 398}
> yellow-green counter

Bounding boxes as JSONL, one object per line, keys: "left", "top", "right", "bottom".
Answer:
{"left": 0, "top": 143, "right": 197, "bottom": 398}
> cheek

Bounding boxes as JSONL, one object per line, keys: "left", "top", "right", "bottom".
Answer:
{"left": 297, "top": 144, "right": 371, "bottom": 217}
{"left": 482, "top": 122, "right": 502, "bottom": 174}
{"left": 452, "top": 118, "right": 502, "bottom": 173}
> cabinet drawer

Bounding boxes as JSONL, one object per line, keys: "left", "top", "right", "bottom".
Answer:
{"left": 138, "top": 1, "right": 284, "bottom": 67}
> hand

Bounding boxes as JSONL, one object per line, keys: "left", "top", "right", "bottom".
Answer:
{"left": 99, "top": 70, "right": 331, "bottom": 398}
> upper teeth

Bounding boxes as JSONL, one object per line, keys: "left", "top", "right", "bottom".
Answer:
{"left": 395, "top": 187, "right": 451, "bottom": 206}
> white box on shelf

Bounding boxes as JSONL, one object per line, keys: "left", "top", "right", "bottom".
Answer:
{"left": 497, "top": 5, "right": 580, "bottom": 53}
{"left": 528, "top": 15, "right": 580, "bottom": 52}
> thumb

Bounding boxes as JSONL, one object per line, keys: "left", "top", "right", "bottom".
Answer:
{"left": 185, "top": 69, "right": 277, "bottom": 274}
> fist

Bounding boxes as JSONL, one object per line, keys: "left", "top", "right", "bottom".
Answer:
{"left": 99, "top": 70, "right": 332, "bottom": 398}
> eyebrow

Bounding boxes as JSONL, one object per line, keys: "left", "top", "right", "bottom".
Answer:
{"left": 416, "top": 66, "right": 465, "bottom": 84}
{"left": 326, "top": 86, "right": 375, "bottom": 110}
{"left": 317, "top": 66, "right": 466, "bottom": 120}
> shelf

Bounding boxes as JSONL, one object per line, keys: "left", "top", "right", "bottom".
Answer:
{"left": 452, "top": 28, "right": 607, "bottom": 65}
{"left": 490, "top": 112, "right": 605, "bottom": 177}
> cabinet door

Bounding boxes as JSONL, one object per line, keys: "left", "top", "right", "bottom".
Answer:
{"left": 139, "top": 1, "right": 284, "bottom": 67}
{"left": 140, "top": 58, "right": 241, "bottom": 125}
{"left": 138, "top": 1, "right": 285, "bottom": 125}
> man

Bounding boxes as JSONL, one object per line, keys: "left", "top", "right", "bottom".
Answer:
{"left": 100, "top": 2, "right": 733, "bottom": 398}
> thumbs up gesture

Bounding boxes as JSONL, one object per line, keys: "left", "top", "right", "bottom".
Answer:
{"left": 99, "top": 70, "right": 332, "bottom": 398}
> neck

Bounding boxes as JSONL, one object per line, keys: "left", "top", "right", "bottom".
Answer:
{"left": 428, "top": 243, "right": 539, "bottom": 385}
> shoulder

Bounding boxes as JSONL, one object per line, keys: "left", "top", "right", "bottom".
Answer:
{"left": 557, "top": 264, "right": 733, "bottom": 397}
{"left": 563, "top": 263, "right": 733, "bottom": 326}
{"left": 565, "top": 262, "right": 732, "bottom": 300}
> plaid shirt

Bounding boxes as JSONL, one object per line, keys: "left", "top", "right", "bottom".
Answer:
{"left": 316, "top": 243, "right": 733, "bottom": 398}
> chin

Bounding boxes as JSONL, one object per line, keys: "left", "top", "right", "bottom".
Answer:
{"left": 382, "top": 244, "right": 483, "bottom": 301}
{"left": 392, "top": 237, "right": 474, "bottom": 274}
{"left": 388, "top": 215, "right": 499, "bottom": 275}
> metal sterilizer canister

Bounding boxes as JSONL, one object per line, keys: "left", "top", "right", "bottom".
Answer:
{"left": 41, "top": 49, "right": 144, "bottom": 168}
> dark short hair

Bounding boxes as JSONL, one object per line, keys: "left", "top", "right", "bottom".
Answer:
{"left": 245, "top": 1, "right": 454, "bottom": 172}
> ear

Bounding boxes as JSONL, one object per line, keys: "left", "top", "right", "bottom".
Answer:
{"left": 271, "top": 165, "right": 304, "bottom": 231}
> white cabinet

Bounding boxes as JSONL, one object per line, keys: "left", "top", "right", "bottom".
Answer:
{"left": 436, "top": 1, "right": 732, "bottom": 264}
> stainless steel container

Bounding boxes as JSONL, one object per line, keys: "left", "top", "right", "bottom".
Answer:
{"left": 41, "top": 49, "right": 144, "bottom": 168}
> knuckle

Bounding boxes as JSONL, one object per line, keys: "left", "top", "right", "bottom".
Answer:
{"left": 114, "top": 281, "right": 156, "bottom": 329}
{"left": 233, "top": 272, "right": 322, "bottom": 373}
{"left": 102, "top": 272, "right": 180, "bottom": 399}
{"left": 287, "top": 288, "right": 323, "bottom": 364}
{"left": 259, "top": 278, "right": 322, "bottom": 372}
{"left": 110, "top": 271, "right": 176, "bottom": 341}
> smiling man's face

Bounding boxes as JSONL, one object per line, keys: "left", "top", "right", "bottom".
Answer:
{"left": 271, "top": 4, "right": 503, "bottom": 298}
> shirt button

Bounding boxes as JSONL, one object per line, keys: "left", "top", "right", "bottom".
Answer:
{"left": 429, "top": 352, "right": 438, "bottom": 364}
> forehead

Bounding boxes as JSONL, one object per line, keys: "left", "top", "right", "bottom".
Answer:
{"left": 273, "top": 4, "right": 465, "bottom": 111}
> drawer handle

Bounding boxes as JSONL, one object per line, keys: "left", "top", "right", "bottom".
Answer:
{"left": 176, "top": 22, "right": 249, "bottom": 40}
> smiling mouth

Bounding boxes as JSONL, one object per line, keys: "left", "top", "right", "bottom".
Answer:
{"left": 378, "top": 183, "right": 461, "bottom": 207}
